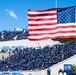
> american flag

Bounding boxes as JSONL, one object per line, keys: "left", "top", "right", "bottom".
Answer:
{"left": 28, "top": 6, "right": 76, "bottom": 40}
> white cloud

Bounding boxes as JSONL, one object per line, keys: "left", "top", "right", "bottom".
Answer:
{"left": 6, "top": 9, "right": 18, "bottom": 19}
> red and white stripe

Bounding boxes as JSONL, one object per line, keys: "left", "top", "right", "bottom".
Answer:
{"left": 28, "top": 8, "right": 76, "bottom": 40}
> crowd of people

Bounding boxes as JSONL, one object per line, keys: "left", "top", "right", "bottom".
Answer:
{"left": 0, "top": 29, "right": 28, "bottom": 41}
{"left": 0, "top": 40, "right": 76, "bottom": 71}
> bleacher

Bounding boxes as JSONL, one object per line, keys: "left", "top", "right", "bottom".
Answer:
{"left": 0, "top": 29, "right": 76, "bottom": 75}
{"left": 0, "top": 29, "right": 28, "bottom": 41}
{"left": 0, "top": 40, "right": 76, "bottom": 71}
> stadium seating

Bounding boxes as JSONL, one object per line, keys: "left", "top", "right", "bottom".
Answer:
{"left": 0, "top": 29, "right": 28, "bottom": 41}
{"left": 0, "top": 40, "right": 76, "bottom": 71}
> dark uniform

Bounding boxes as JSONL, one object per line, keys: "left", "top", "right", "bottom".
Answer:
{"left": 47, "top": 68, "right": 51, "bottom": 75}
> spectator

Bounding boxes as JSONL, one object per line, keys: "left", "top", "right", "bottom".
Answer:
{"left": 2, "top": 55, "right": 4, "bottom": 61}
{"left": 58, "top": 69, "right": 63, "bottom": 75}
{"left": 0, "top": 40, "right": 76, "bottom": 71}
{"left": 47, "top": 68, "right": 51, "bottom": 75}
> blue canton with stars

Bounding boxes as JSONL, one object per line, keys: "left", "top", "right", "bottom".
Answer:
{"left": 57, "top": 6, "right": 76, "bottom": 23}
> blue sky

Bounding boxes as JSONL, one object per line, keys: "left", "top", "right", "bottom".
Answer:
{"left": 0, "top": 0, "right": 76, "bottom": 31}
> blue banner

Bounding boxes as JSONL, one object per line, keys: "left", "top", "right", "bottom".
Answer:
{"left": 12, "top": 72, "right": 20, "bottom": 75}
